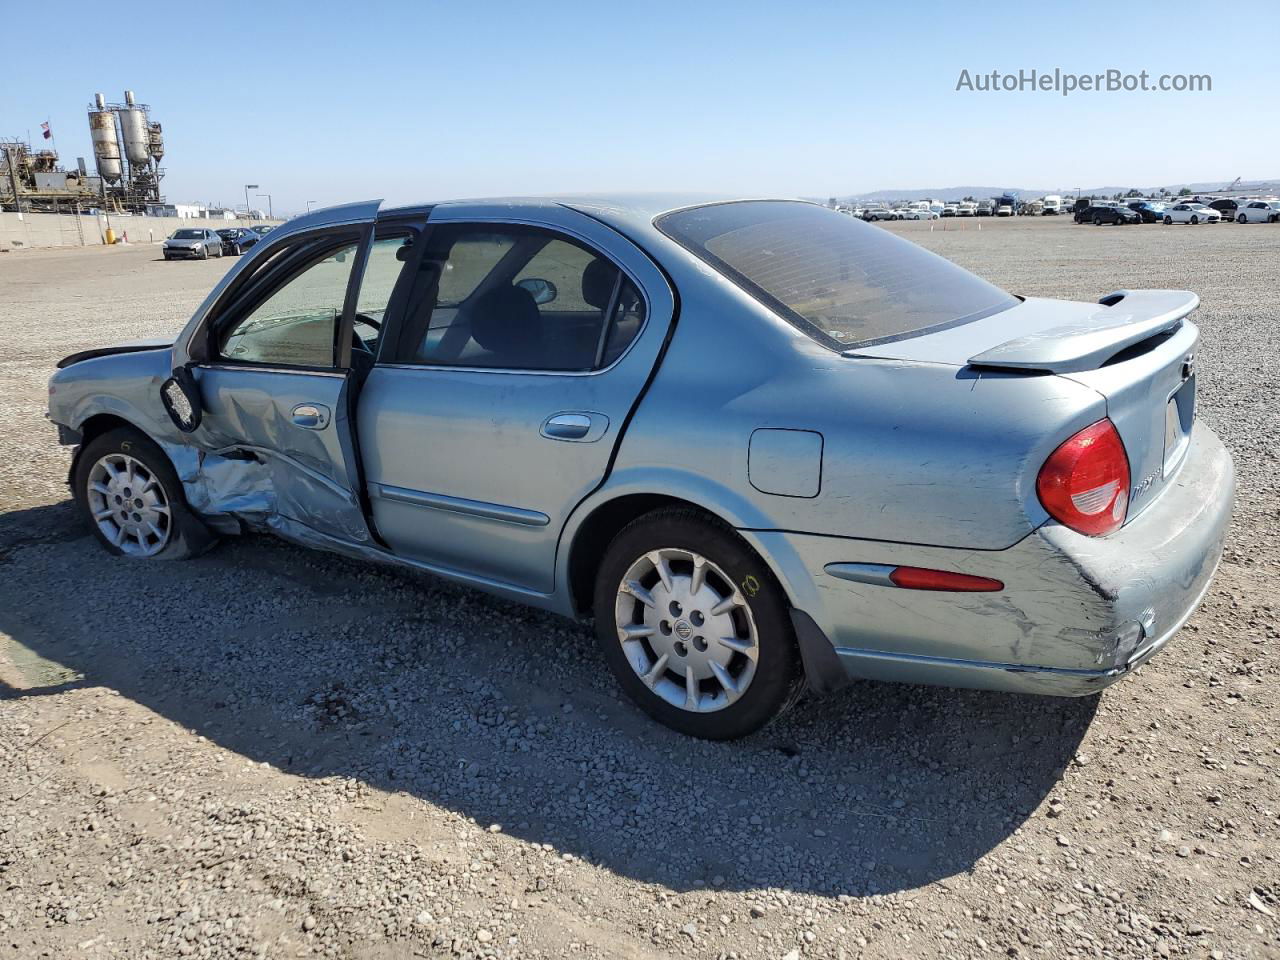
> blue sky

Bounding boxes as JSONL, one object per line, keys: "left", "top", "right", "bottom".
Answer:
{"left": 4, "top": 0, "right": 1277, "bottom": 214}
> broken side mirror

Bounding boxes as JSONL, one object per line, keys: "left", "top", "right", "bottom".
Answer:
{"left": 161, "top": 366, "right": 203, "bottom": 433}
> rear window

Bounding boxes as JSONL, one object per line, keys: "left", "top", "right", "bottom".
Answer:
{"left": 656, "top": 201, "right": 1017, "bottom": 350}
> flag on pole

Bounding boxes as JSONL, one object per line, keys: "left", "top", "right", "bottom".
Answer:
{"left": 41, "top": 122, "right": 52, "bottom": 140}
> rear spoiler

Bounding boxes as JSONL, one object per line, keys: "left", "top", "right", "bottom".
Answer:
{"left": 967, "top": 290, "right": 1198, "bottom": 374}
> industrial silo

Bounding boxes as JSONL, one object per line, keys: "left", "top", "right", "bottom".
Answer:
{"left": 119, "top": 90, "right": 151, "bottom": 167}
{"left": 88, "top": 94, "right": 122, "bottom": 184}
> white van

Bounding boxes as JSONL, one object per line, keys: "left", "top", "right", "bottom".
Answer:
{"left": 1041, "top": 195, "right": 1063, "bottom": 215}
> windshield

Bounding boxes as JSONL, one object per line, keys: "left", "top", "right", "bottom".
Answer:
{"left": 657, "top": 201, "right": 1017, "bottom": 350}
{"left": 172, "top": 229, "right": 202, "bottom": 239}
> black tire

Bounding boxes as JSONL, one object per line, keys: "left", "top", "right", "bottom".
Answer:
{"left": 1238, "top": 214, "right": 1248, "bottom": 224}
{"left": 73, "top": 426, "right": 215, "bottom": 560}
{"left": 1164, "top": 215, "right": 1173, "bottom": 225}
{"left": 592, "top": 508, "right": 804, "bottom": 740}
{"left": 1190, "top": 215, "right": 1199, "bottom": 225}
{"left": 1093, "top": 216, "right": 1102, "bottom": 226}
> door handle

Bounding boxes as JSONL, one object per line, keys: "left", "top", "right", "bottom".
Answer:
{"left": 541, "top": 412, "right": 608, "bottom": 442}
{"left": 291, "top": 403, "right": 331, "bottom": 429}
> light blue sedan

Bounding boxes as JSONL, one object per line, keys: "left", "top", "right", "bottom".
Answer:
{"left": 47, "top": 196, "right": 1234, "bottom": 739}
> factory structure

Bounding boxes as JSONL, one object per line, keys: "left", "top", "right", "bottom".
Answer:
{"left": 2, "top": 90, "right": 165, "bottom": 214}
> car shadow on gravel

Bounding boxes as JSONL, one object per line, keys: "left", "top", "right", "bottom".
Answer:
{"left": 1, "top": 500, "right": 1099, "bottom": 898}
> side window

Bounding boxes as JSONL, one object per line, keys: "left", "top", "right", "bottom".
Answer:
{"left": 437, "top": 233, "right": 517, "bottom": 305}
{"left": 353, "top": 233, "right": 417, "bottom": 348}
{"left": 394, "top": 225, "right": 645, "bottom": 371}
{"left": 220, "top": 242, "right": 357, "bottom": 367}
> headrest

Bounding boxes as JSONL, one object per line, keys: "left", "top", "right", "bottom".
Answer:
{"left": 470, "top": 284, "right": 543, "bottom": 356}
{"left": 581, "top": 258, "right": 618, "bottom": 310}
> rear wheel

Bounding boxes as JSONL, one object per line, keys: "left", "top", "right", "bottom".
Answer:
{"left": 1190, "top": 215, "right": 1199, "bottom": 225}
{"left": 1093, "top": 215, "right": 1102, "bottom": 225}
{"left": 593, "top": 508, "right": 803, "bottom": 739}
{"left": 1238, "top": 214, "right": 1248, "bottom": 224}
{"left": 73, "top": 427, "right": 215, "bottom": 560}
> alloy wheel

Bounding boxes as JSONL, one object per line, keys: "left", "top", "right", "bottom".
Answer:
{"left": 614, "top": 548, "right": 758, "bottom": 713}
{"left": 86, "top": 453, "right": 171, "bottom": 557}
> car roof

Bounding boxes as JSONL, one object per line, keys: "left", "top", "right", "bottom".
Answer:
{"left": 379, "top": 193, "right": 808, "bottom": 232}
{"left": 252, "top": 194, "right": 813, "bottom": 255}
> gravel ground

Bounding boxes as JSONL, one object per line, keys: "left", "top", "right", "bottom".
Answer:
{"left": 0, "top": 220, "right": 1276, "bottom": 960}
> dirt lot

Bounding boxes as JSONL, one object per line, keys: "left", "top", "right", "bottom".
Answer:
{"left": 1, "top": 217, "right": 1276, "bottom": 960}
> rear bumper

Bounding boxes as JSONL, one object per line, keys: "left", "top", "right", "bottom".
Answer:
{"left": 746, "top": 421, "right": 1234, "bottom": 697}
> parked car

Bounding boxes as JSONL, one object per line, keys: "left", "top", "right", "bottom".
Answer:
{"left": 940, "top": 205, "right": 958, "bottom": 217}
{"left": 1127, "top": 201, "right": 1165, "bottom": 223}
{"left": 249, "top": 224, "right": 275, "bottom": 237}
{"left": 47, "top": 196, "right": 1233, "bottom": 740}
{"left": 162, "top": 228, "right": 224, "bottom": 260}
{"left": 976, "top": 201, "right": 994, "bottom": 216}
{"left": 1208, "top": 199, "right": 1241, "bottom": 221}
{"left": 956, "top": 202, "right": 977, "bottom": 217}
{"left": 996, "top": 203, "right": 1014, "bottom": 217}
{"left": 863, "top": 207, "right": 897, "bottom": 221}
{"left": 1075, "top": 204, "right": 1141, "bottom": 225}
{"left": 1234, "top": 200, "right": 1280, "bottom": 223}
{"left": 901, "top": 209, "right": 939, "bottom": 220}
{"left": 1163, "top": 203, "right": 1221, "bottom": 224}
{"left": 215, "top": 227, "right": 262, "bottom": 256}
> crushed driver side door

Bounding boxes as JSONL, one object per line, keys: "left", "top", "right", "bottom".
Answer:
{"left": 170, "top": 202, "right": 382, "bottom": 545}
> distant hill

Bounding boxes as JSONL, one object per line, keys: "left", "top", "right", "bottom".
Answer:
{"left": 830, "top": 179, "right": 1280, "bottom": 202}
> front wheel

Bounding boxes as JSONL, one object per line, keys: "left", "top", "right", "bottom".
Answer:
{"left": 1164, "top": 215, "right": 1173, "bottom": 224}
{"left": 73, "top": 427, "right": 215, "bottom": 560}
{"left": 1190, "top": 215, "right": 1199, "bottom": 225}
{"left": 593, "top": 509, "right": 804, "bottom": 739}
{"left": 1238, "top": 214, "right": 1248, "bottom": 224}
{"left": 1093, "top": 216, "right": 1103, "bottom": 225}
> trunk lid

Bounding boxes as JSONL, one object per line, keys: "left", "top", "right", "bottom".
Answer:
{"left": 846, "top": 290, "right": 1201, "bottom": 522}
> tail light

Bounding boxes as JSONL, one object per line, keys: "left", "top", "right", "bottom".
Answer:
{"left": 1037, "top": 419, "right": 1130, "bottom": 536}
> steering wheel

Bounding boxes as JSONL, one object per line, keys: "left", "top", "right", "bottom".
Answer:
{"left": 350, "top": 313, "right": 382, "bottom": 356}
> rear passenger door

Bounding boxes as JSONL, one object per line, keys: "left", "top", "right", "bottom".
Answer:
{"left": 359, "top": 203, "right": 675, "bottom": 594}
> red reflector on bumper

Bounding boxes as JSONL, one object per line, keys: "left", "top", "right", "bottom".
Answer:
{"left": 888, "top": 566, "right": 1004, "bottom": 592}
